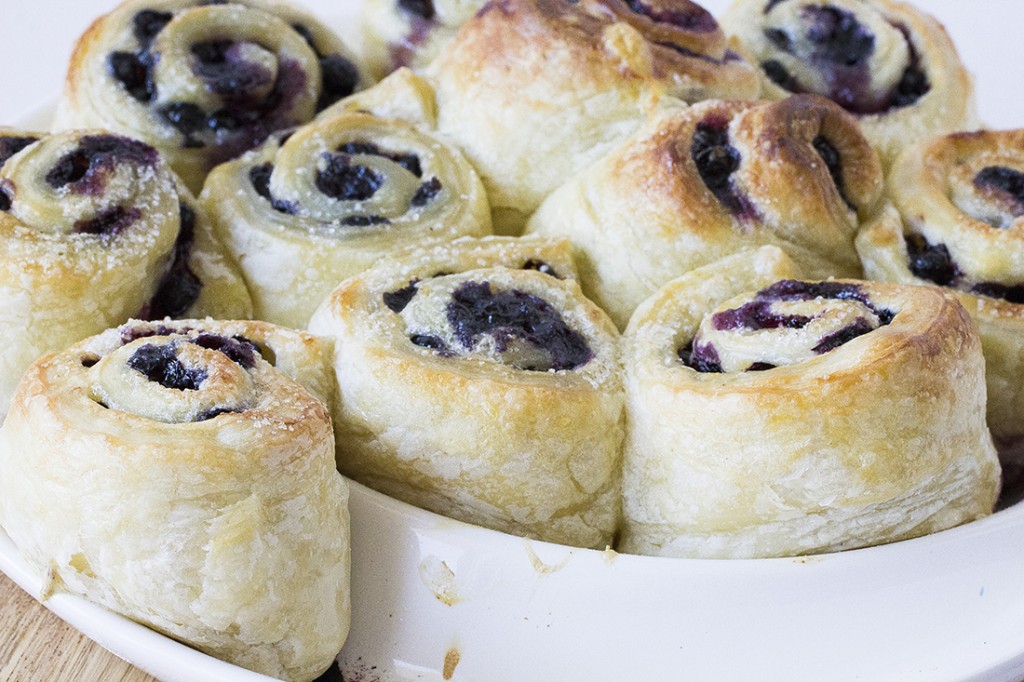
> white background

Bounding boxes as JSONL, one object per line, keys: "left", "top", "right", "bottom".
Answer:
{"left": 0, "top": 0, "right": 1020, "bottom": 129}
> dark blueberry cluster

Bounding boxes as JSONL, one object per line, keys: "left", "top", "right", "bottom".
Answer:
{"left": 906, "top": 232, "right": 1024, "bottom": 304}
{"left": 0, "top": 136, "right": 39, "bottom": 168}
{"left": 711, "top": 300, "right": 812, "bottom": 331}
{"left": 46, "top": 134, "right": 158, "bottom": 196}
{"left": 624, "top": 0, "right": 717, "bottom": 32}
{"left": 975, "top": 165, "right": 1024, "bottom": 216}
{"left": 811, "top": 135, "right": 854, "bottom": 210}
{"left": 759, "top": 5, "right": 930, "bottom": 114}
{"left": 73, "top": 205, "right": 142, "bottom": 237}
{"left": 678, "top": 340, "right": 723, "bottom": 373}
{"left": 446, "top": 281, "right": 594, "bottom": 371}
{"left": 398, "top": 0, "right": 436, "bottom": 20}
{"left": 249, "top": 163, "right": 298, "bottom": 214}
{"left": 142, "top": 202, "right": 203, "bottom": 319}
{"left": 691, "top": 118, "right": 757, "bottom": 219}
{"left": 128, "top": 343, "right": 208, "bottom": 391}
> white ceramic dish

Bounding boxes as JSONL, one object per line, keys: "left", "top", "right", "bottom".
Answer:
{"left": 2, "top": 1, "right": 1024, "bottom": 681}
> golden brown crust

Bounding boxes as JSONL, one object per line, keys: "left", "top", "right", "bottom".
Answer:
{"left": 525, "top": 95, "right": 881, "bottom": 327}
{"left": 856, "top": 128, "right": 1024, "bottom": 480}
{"left": 620, "top": 249, "right": 1000, "bottom": 558}
{"left": 428, "top": 0, "right": 760, "bottom": 234}
{"left": 0, "top": 318, "right": 348, "bottom": 681}
{"left": 721, "top": 0, "right": 978, "bottom": 166}
{"left": 308, "top": 236, "right": 623, "bottom": 548}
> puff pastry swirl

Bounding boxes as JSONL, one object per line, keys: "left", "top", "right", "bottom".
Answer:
{"left": 202, "top": 108, "right": 491, "bottom": 328}
{"left": 0, "top": 128, "right": 249, "bottom": 416}
{"left": 856, "top": 129, "right": 1024, "bottom": 485}
{"left": 721, "top": 0, "right": 977, "bottom": 165}
{"left": 54, "top": 0, "right": 371, "bottom": 192}
{"left": 0, "top": 318, "right": 348, "bottom": 682}
{"left": 526, "top": 95, "right": 882, "bottom": 327}
{"left": 620, "top": 247, "right": 1000, "bottom": 558}
{"left": 309, "top": 236, "right": 623, "bottom": 548}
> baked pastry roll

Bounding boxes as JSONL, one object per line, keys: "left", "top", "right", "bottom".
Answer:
{"left": 525, "top": 95, "right": 882, "bottom": 327}
{"left": 0, "top": 318, "right": 348, "bottom": 682}
{"left": 427, "top": 0, "right": 761, "bottom": 234}
{"left": 308, "top": 236, "right": 623, "bottom": 549}
{"left": 856, "top": 129, "right": 1024, "bottom": 485}
{"left": 53, "top": 0, "right": 372, "bottom": 192}
{"left": 202, "top": 108, "right": 491, "bottom": 329}
{"left": 360, "top": 0, "right": 483, "bottom": 78}
{"left": 620, "top": 247, "right": 1001, "bottom": 559}
{"left": 720, "top": 0, "right": 977, "bottom": 165}
{"left": 0, "top": 128, "right": 249, "bottom": 417}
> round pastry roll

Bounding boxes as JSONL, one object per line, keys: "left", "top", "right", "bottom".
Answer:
{"left": 427, "top": 0, "right": 761, "bottom": 234}
{"left": 856, "top": 129, "right": 1024, "bottom": 486}
{"left": 620, "top": 248, "right": 1000, "bottom": 559}
{"left": 360, "top": 0, "right": 484, "bottom": 78}
{"left": 526, "top": 94, "right": 883, "bottom": 328}
{"left": 720, "top": 0, "right": 977, "bottom": 165}
{"left": 0, "top": 318, "right": 348, "bottom": 682}
{"left": 202, "top": 109, "right": 491, "bottom": 328}
{"left": 308, "top": 236, "right": 623, "bottom": 549}
{"left": 0, "top": 128, "right": 249, "bottom": 417}
{"left": 54, "top": 0, "right": 372, "bottom": 192}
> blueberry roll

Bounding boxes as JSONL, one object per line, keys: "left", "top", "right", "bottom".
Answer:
{"left": 526, "top": 95, "right": 884, "bottom": 327}
{"left": 620, "top": 248, "right": 1000, "bottom": 559}
{"left": 308, "top": 236, "right": 623, "bottom": 549}
{"left": 54, "top": 0, "right": 371, "bottom": 192}
{"left": 721, "top": 0, "right": 977, "bottom": 165}
{"left": 427, "top": 0, "right": 760, "bottom": 234}
{"left": 856, "top": 129, "right": 1024, "bottom": 485}
{"left": 0, "top": 318, "right": 348, "bottom": 682}
{"left": 202, "top": 110, "right": 491, "bottom": 328}
{"left": 0, "top": 130, "right": 198, "bottom": 415}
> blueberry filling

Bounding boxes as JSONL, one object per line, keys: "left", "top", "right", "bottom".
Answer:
{"left": 755, "top": 280, "right": 895, "bottom": 323}
{"left": 812, "top": 135, "right": 855, "bottom": 211}
{"left": 812, "top": 316, "right": 874, "bottom": 353}
{"left": 337, "top": 141, "right": 423, "bottom": 176}
{"left": 678, "top": 340, "right": 723, "bottom": 373}
{"left": 411, "top": 177, "right": 442, "bottom": 207}
{"left": 762, "top": 59, "right": 801, "bottom": 91}
{"left": 711, "top": 300, "right": 812, "bottom": 331}
{"left": 624, "top": 0, "right": 718, "bottom": 32}
{"left": 192, "top": 40, "right": 274, "bottom": 97}
{"left": 0, "top": 186, "right": 10, "bottom": 213}
{"left": 410, "top": 334, "right": 448, "bottom": 351}
{"left": 132, "top": 9, "right": 173, "bottom": 47}
{"left": 128, "top": 343, "right": 207, "bottom": 390}
{"left": 317, "top": 153, "right": 385, "bottom": 200}
{"left": 803, "top": 5, "right": 874, "bottom": 67}
{"left": 192, "top": 333, "right": 258, "bottom": 369}
{"left": 46, "top": 135, "right": 158, "bottom": 195}
{"left": 249, "top": 163, "right": 298, "bottom": 214}
{"left": 691, "top": 119, "right": 756, "bottom": 219}
{"left": 291, "top": 23, "right": 318, "bottom": 50}
{"left": 196, "top": 406, "right": 239, "bottom": 421}
{"left": 446, "top": 281, "right": 593, "bottom": 371}
{"left": 764, "top": 0, "right": 790, "bottom": 12}
{"left": 74, "top": 206, "right": 141, "bottom": 237}
{"left": 317, "top": 55, "right": 360, "bottom": 111}
{"left": 144, "top": 202, "right": 202, "bottom": 319}
{"left": 341, "top": 215, "right": 390, "bottom": 227}
{"left": 108, "top": 50, "right": 157, "bottom": 103}
{"left": 383, "top": 279, "right": 420, "bottom": 313}
{"left": 974, "top": 166, "right": 1024, "bottom": 216}
{"left": 120, "top": 323, "right": 191, "bottom": 345}
{"left": 0, "top": 135, "right": 39, "bottom": 167}
{"left": 971, "top": 282, "right": 1024, "bottom": 305}
{"left": 905, "top": 233, "right": 958, "bottom": 287}
{"left": 158, "top": 102, "right": 208, "bottom": 148}
{"left": 398, "top": 0, "right": 436, "bottom": 20}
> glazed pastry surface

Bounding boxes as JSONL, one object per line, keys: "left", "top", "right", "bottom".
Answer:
{"left": 0, "top": 128, "right": 249, "bottom": 417}
{"left": 54, "top": 0, "right": 372, "bottom": 192}
{"left": 721, "top": 0, "right": 977, "bottom": 165}
{"left": 309, "top": 236, "right": 624, "bottom": 548}
{"left": 428, "top": 0, "right": 761, "bottom": 234}
{"left": 201, "top": 106, "right": 491, "bottom": 328}
{"left": 856, "top": 128, "right": 1024, "bottom": 483}
{"left": 526, "top": 95, "right": 884, "bottom": 327}
{"left": 0, "top": 318, "right": 349, "bottom": 682}
{"left": 620, "top": 247, "right": 1000, "bottom": 558}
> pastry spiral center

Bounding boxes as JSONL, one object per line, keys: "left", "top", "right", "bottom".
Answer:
{"left": 681, "top": 280, "right": 892, "bottom": 372}
{"left": 396, "top": 278, "right": 594, "bottom": 372}
{"left": 91, "top": 332, "right": 260, "bottom": 423}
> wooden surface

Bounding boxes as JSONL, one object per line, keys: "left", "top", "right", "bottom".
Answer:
{"left": 0, "top": 572, "right": 156, "bottom": 682}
